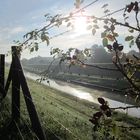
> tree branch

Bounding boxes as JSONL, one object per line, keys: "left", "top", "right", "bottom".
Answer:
{"left": 111, "top": 105, "right": 140, "bottom": 110}
{"left": 77, "top": 59, "right": 119, "bottom": 71}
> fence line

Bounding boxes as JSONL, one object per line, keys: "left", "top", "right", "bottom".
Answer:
{"left": 0, "top": 46, "right": 46, "bottom": 140}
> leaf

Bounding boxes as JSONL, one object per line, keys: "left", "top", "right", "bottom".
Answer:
{"left": 100, "top": 105, "right": 109, "bottom": 111}
{"left": 44, "top": 13, "right": 50, "bottom": 17}
{"left": 41, "top": 32, "right": 50, "bottom": 45}
{"left": 102, "top": 38, "right": 108, "bottom": 47}
{"left": 98, "top": 97, "right": 105, "bottom": 105}
{"left": 104, "top": 19, "right": 108, "bottom": 24}
{"left": 93, "top": 19, "right": 97, "bottom": 23}
{"left": 93, "top": 24, "right": 99, "bottom": 29}
{"left": 46, "top": 38, "right": 50, "bottom": 46}
{"left": 128, "top": 29, "right": 134, "bottom": 33}
{"left": 110, "top": 18, "right": 116, "bottom": 23}
{"left": 118, "top": 45, "right": 124, "bottom": 51}
{"left": 113, "top": 32, "right": 119, "bottom": 37}
{"left": 87, "top": 25, "right": 92, "bottom": 30}
{"left": 111, "top": 25, "right": 115, "bottom": 31}
{"left": 125, "top": 22, "right": 129, "bottom": 26}
{"left": 129, "top": 40, "right": 134, "bottom": 48}
{"left": 106, "top": 45, "right": 112, "bottom": 50}
{"left": 72, "top": 55, "right": 77, "bottom": 59}
{"left": 94, "top": 112, "right": 102, "bottom": 119}
{"left": 103, "top": 25, "right": 109, "bottom": 29}
{"left": 134, "top": 1, "right": 139, "bottom": 12}
{"left": 113, "top": 42, "right": 119, "bottom": 50}
{"left": 92, "top": 28, "right": 96, "bottom": 36}
{"left": 125, "top": 36, "right": 134, "bottom": 41}
{"left": 65, "top": 18, "right": 70, "bottom": 22}
{"left": 102, "top": 4, "right": 108, "bottom": 8}
{"left": 106, "top": 111, "right": 111, "bottom": 117}
{"left": 136, "top": 34, "right": 140, "bottom": 49}
{"left": 104, "top": 9, "right": 110, "bottom": 14}
{"left": 106, "top": 34, "right": 114, "bottom": 42}
{"left": 127, "top": 2, "right": 134, "bottom": 13}
{"left": 30, "top": 47, "right": 34, "bottom": 53}
{"left": 34, "top": 42, "right": 39, "bottom": 51}
{"left": 101, "top": 32, "right": 106, "bottom": 38}
{"left": 67, "top": 22, "right": 71, "bottom": 27}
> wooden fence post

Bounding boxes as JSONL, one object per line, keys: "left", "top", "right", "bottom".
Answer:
{"left": 15, "top": 55, "right": 46, "bottom": 140}
{"left": 11, "top": 46, "right": 20, "bottom": 122}
{"left": 0, "top": 54, "right": 5, "bottom": 96}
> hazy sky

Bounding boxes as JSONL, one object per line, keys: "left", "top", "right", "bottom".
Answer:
{"left": 0, "top": 0, "right": 139, "bottom": 61}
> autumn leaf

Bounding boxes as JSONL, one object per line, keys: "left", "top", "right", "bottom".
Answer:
{"left": 106, "top": 34, "right": 114, "bottom": 42}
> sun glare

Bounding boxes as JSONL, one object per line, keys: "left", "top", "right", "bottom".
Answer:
{"left": 73, "top": 16, "right": 88, "bottom": 35}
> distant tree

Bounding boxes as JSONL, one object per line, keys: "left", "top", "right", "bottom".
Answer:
{"left": 90, "top": 44, "right": 112, "bottom": 63}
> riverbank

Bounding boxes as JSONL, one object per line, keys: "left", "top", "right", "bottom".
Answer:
{"left": 1, "top": 73, "right": 140, "bottom": 139}
{"left": 25, "top": 71, "right": 138, "bottom": 107}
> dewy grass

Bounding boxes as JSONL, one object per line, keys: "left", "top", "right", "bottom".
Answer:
{"left": 0, "top": 71, "right": 140, "bottom": 140}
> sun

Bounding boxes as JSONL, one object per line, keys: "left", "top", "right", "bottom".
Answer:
{"left": 73, "top": 16, "right": 88, "bottom": 35}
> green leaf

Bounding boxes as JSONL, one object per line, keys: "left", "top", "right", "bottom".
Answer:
{"left": 111, "top": 25, "right": 115, "bottom": 31}
{"left": 67, "top": 22, "right": 71, "bottom": 27}
{"left": 104, "top": 9, "right": 110, "bottom": 14}
{"left": 93, "top": 19, "right": 97, "bottom": 23}
{"left": 125, "top": 36, "right": 134, "bottom": 41}
{"left": 92, "top": 28, "right": 96, "bottom": 36}
{"left": 101, "top": 32, "right": 106, "bottom": 38}
{"left": 104, "top": 19, "right": 108, "bottom": 24}
{"left": 41, "top": 32, "right": 50, "bottom": 45}
{"left": 113, "top": 32, "right": 119, "bottom": 37}
{"left": 30, "top": 47, "right": 34, "bottom": 53}
{"left": 93, "top": 24, "right": 99, "bottom": 29}
{"left": 65, "top": 18, "right": 70, "bottom": 22}
{"left": 129, "top": 40, "right": 134, "bottom": 48}
{"left": 103, "top": 25, "right": 109, "bottom": 29}
{"left": 128, "top": 29, "right": 134, "bottom": 33}
{"left": 86, "top": 25, "right": 92, "bottom": 30}
{"left": 102, "top": 4, "right": 108, "bottom": 8}
{"left": 102, "top": 38, "right": 108, "bottom": 47}
{"left": 34, "top": 43, "right": 39, "bottom": 51}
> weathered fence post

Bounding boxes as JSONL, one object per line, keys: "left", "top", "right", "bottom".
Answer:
{"left": 15, "top": 54, "right": 46, "bottom": 140}
{"left": 0, "top": 54, "right": 5, "bottom": 96}
{"left": 11, "top": 46, "right": 20, "bottom": 122}
{"left": 11, "top": 46, "right": 46, "bottom": 140}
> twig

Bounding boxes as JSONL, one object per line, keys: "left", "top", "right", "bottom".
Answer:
{"left": 111, "top": 105, "right": 140, "bottom": 110}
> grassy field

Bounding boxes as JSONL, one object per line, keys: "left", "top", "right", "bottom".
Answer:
{"left": 0, "top": 76, "right": 140, "bottom": 139}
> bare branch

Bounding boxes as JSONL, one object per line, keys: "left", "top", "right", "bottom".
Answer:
{"left": 111, "top": 105, "right": 140, "bottom": 110}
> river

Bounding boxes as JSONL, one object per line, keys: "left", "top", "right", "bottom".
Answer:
{"left": 25, "top": 72, "right": 140, "bottom": 118}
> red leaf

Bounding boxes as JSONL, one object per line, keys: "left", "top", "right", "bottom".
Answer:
{"left": 127, "top": 2, "right": 134, "bottom": 13}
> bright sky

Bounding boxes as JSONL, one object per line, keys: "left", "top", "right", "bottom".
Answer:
{"left": 0, "top": 0, "right": 139, "bottom": 61}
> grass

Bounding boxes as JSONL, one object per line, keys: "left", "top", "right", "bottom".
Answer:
{"left": 0, "top": 73, "right": 140, "bottom": 139}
